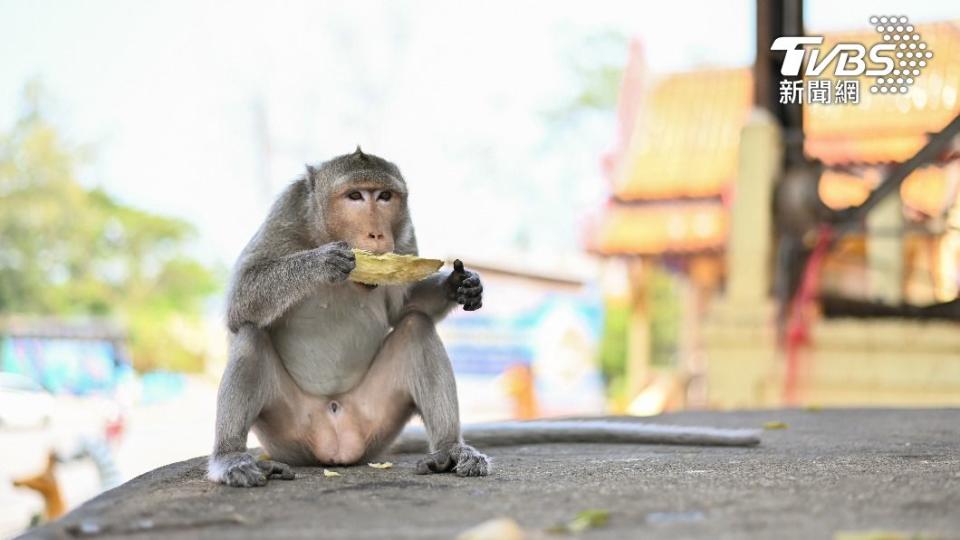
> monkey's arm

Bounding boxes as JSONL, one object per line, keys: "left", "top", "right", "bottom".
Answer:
{"left": 227, "top": 241, "right": 356, "bottom": 332}
{"left": 401, "top": 259, "right": 482, "bottom": 321}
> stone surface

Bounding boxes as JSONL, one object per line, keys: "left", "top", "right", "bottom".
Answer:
{"left": 21, "top": 409, "right": 960, "bottom": 539}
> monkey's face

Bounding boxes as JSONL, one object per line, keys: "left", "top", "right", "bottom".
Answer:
{"left": 325, "top": 182, "right": 403, "bottom": 254}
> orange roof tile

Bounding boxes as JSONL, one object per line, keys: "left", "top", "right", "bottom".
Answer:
{"left": 612, "top": 68, "right": 752, "bottom": 201}
{"left": 586, "top": 201, "right": 727, "bottom": 255}
{"left": 595, "top": 20, "right": 960, "bottom": 256}
{"left": 804, "top": 21, "right": 960, "bottom": 165}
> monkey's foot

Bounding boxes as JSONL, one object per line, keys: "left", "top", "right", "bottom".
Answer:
{"left": 208, "top": 453, "right": 296, "bottom": 487}
{"left": 415, "top": 443, "right": 491, "bottom": 477}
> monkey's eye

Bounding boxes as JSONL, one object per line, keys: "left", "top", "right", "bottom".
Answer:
{"left": 347, "top": 191, "right": 363, "bottom": 201}
{"left": 377, "top": 191, "right": 392, "bottom": 202}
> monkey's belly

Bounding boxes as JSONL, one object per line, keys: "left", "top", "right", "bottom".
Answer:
{"left": 270, "top": 286, "right": 391, "bottom": 397}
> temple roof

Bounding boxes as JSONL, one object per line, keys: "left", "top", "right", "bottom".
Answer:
{"left": 590, "top": 20, "right": 960, "bottom": 256}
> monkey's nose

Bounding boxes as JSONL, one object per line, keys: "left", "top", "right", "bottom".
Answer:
{"left": 358, "top": 233, "right": 393, "bottom": 254}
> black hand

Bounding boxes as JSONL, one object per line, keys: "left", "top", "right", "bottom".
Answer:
{"left": 447, "top": 259, "right": 482, "bottom": 311}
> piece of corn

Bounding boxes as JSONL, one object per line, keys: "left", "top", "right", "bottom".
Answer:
{"left": 350, "top": 249, "right": 443, "bottom": 285}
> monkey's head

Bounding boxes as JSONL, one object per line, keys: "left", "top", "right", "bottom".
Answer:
{"left": 306, "top": 147, "right": 415, "bottom": 255}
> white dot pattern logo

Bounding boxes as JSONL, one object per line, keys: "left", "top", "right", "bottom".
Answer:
{"left": 871, "top": 15, "right": 932, "bottom": 95}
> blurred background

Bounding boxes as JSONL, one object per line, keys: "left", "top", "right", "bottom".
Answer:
{"left": 2, "top": 0, "right": 959, "bottom": 535}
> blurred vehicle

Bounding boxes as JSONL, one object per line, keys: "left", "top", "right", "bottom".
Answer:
{"left": 0, "top": 373, "right": 54, "bottom": 429}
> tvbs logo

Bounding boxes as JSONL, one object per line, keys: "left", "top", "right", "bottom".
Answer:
{"left": 772, "top": 15, "right": 933, "bottom": 100}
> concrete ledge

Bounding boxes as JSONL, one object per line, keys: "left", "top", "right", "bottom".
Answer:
{"left": 21, "top": 409, "right": 960, "bottom": 539}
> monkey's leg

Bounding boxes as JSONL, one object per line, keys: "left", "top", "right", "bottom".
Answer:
{"left": 209, "top": 324, "right": 295, "bottom": 487}
{"left": 343, "top": 311, "right": 491, "bottom": 477}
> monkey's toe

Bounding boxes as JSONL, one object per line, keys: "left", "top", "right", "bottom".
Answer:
{"left": 454, "top": 447, "right": 491, "bottom": 477}
{"left": 415, "top": 444, "right": 490, "bottom": 477}
{"left": 257, "top": 459, "right": 296, "bottom": 480}
{"left": 415, "top": 451, "right": 454, "bottom": 474}
{"left": 224, "top": 463, "right": 267, "bottom": 487}
{"left": 211, "top": 453, "right": 272, "bottom": 487}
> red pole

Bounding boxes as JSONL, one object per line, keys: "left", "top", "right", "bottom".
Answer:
{"left": 784, "top": 225, "right": 832, "bottom": 405}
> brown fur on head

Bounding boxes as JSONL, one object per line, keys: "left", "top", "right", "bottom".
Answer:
{"left": 305, "top": 147, "right": 414, "bottom": 255}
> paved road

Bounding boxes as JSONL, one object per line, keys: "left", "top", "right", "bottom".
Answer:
{"left": 20, "top": 409, "right": 960, "bottom": 539}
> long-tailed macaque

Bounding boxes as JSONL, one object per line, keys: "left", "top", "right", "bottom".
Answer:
{"left": 209, "top": 148, "right": 759, "bottom": 487}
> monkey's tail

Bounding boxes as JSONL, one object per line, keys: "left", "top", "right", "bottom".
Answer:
{"left": 390, "top": 420, "right": 761, "bottom": 453}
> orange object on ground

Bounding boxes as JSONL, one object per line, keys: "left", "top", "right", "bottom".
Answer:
{"left": 13, "top": 452, "right": 66, "bottom": 520}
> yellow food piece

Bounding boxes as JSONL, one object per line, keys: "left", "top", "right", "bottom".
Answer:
{"left": 763, "top": 421, "right": 789, "bottom": 430}
{"left": 322, "top": 469, "right": 341, "bottom": 477}
{"left": 350, "top": 249, "right": 444, "bottom": 285}
{"left": 367, "top": 462, "right": 394, "bottom": 469}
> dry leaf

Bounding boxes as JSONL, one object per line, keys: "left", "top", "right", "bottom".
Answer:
{"left": 367, "top": 462, "right": 394, "bottom": 469}
{"left": 457, "top": 517, "right": 525, "bottom": 540}
{"left": 350, "top": 249, "right": 443, "bottom": 285}
{"left": 763, "top": 421, "right": 789, "bottom": 430}
{"left": 322, "top": 469, "right": 341, "bottom": 477}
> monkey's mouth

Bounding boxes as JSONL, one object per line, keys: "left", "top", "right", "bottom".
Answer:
{"left": 355, "top": 282, "right": 378, "bottom": 291}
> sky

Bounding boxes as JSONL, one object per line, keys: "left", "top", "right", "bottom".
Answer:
{"left": 1, "top": 0, "right": 958, "bottom": 271}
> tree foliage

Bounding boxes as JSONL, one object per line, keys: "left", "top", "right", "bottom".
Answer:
{"left": 0, "top": 89, "right": 219, "bottom": 372}
{"left": 548, "top": 30, "right": 628, "bottom": 123}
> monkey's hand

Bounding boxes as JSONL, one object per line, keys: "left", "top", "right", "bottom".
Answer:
{"left": 316, "top": 241, "right": 357, "bottom": 284}
{"left": 416, "top": 443, "right": 491, "bottom": 477}
{"left": 445, "top": 259, "right": 482, "bottom": 311}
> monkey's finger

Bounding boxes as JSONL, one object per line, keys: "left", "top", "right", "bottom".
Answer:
{"left": 457, "top": 296, "right": 480, "bottom": 307}
{"left": 332, "top": 248, "right": 356, "bottom": 261}
{"left": 458, "top": 284, "right": 483, "bottom": 296}
{"left": 463, "top": 300, "right": 482, "bottom": 311}
{"left": 328, "top": 242, "right": 356, "bottom": 261}
{"left": 330, "top": 256, "right": 356, "bottom": 273}
{"left": 462, "top": 275, "right": 480, "bottom": 287}
{"left": 453, "top": 259, "right": 465, "bottom": 274}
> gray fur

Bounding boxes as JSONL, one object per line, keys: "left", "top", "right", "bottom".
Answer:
{"left": 209, "top": 150, "right": 487, "bottom": 487}
{"left": 391, "top": 421, "right": 762, "bottom": 453}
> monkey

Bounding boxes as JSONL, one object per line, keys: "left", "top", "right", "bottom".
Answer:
{"left": 209, "top": 147, "right": 760, "bottom": 488}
